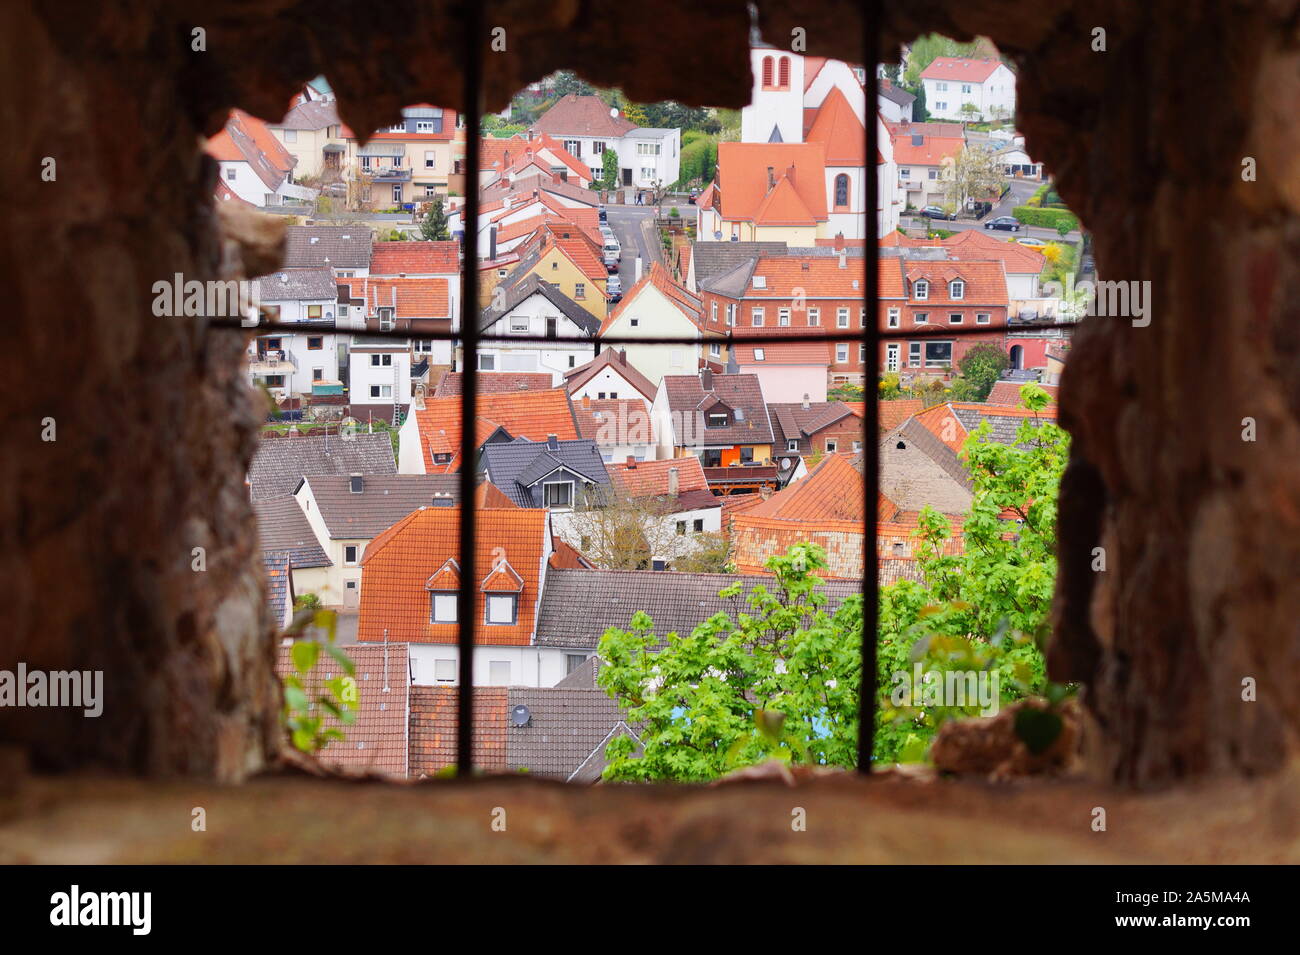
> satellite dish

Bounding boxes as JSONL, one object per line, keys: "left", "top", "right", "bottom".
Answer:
{"left": 510, "top": 704, "right": 531, "bottom": 727}
{"left": 609, "top": 107, "right": 618, "bottom": 118}
{"left": 781, "top": 457, "right": 792, "bottom": 469}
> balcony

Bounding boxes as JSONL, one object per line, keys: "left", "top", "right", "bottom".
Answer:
{"left": 249, "top": 350, "right": 297, "bottom": 375}
{"left": 368, "top": 166, "right": 413, "bottom": 182}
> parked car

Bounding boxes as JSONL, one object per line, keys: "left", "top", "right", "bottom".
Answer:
{"left": 687, "top": 188, "right": 699, "bottom": 205}
{"left": 920, "top": 205, "right": 957, "bottom": 221}
{"left": 598, "top": 205, "right": 607, "bottom": 222}
{"left": 606, "top": 275, "right": 623, "bottom": 302}
{"left": 1014, "top": 236, "right": 1046, "bottom": 247}
{"left": 984, "top": 216, "right": 1022, "bottom": 232}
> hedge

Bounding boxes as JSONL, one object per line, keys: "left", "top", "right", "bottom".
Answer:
{"left": 1012, "top": 206, "right": 1078, "bottom": 232}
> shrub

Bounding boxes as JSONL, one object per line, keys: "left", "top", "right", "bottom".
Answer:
{"left": 1012, "top": 206, "right": 1078, "bottom": 233}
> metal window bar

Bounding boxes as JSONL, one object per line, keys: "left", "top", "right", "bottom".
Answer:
{"left": 212, "top": 6, "right": 912, "bottom": 776}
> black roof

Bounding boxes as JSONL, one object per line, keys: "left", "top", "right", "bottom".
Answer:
{"left": 477, "top": 436, "right": 610, "bottom": 508}
{"left": 479, "top": 272, "right": 601, "bottom": 336}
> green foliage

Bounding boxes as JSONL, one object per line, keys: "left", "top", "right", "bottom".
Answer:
{"left": 420, "top": 196, "right": 450, "bottom": 241}
{"left": 829, "top": 382, "right": 866, "bottom": 402}
{"left": 677, "top": 136, "right": 718, "bottom": 189}
{"left": 875, "top": 383, "right": 1069, "bottom": 762}
{"left": 1012, "top": 206, "right": 1078, "bottom": 233}
{"left": 600, "top": 149, "right": 620, "bottom": 192}
{"left": 903, "top": 34, "right": 984, "bottom": 87}
{"left": 294, "top": 592, "right": 322, "bottom": 611}
{"left": 280, "top": 608, "right": 359, "bottom": 755}
{"left": 952, "top": 342, "right": 1009, "bottom": 402}
{"left": 597, "top": 544, "right": 863, "bottom": 781}
{"left": 670, "top": 532, "right": 733, "bottom": 575}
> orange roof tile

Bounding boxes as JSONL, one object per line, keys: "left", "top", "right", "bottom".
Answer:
{"left": 414, "top": 390, "right": 579, "bottom": 472}
{"left": 940, "top": 229, "right": 1047, "bottom": 273}
{"left": 752, "top": 173, "right": 819, "bottom": 226}
{"left": 607, "top": 456, "right": 709, "bottom": 498}
{"left": 410, "top": 685, "right": 508, "bottom": 776}
{"left": 350, "top": 276, "right": 451, "bottom": 319}
{"left": 358, "top": 506, "right": 548, "bottom": 645}
{"left": 716, "top": 142, "right": 828, "bottom": 225}
{"left": 905, "top": 259, "right": 1008, "bottom": 304}
{"left": 919, "top": 57, "right": 1006, "bottom": 83}
{"left": 599, "top": 261, "right": 703, "bottom": 335}
{"left": 370, "top": 241, "right": 459, "bottom": 275}
{"left": 742, "top": 453, "right": 864, "bottom": 522}
{"left": 804, "top": 86, "right": 866, "bottom": 165}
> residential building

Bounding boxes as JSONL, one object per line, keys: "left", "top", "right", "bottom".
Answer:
{"left": 572, "top": 395, "right": 656, "bottom": 462}
{"left": 347, "top": 104, "right": 465, "bottom": 206}
{"left": 919, "top": 57, "right": 1017, "bottom": 123}
{"left": 477, "top": 434, "right": 612, "bottom": 527}
{"left": 530, "top": 94, "right": 681, "bottom": 189}
{"left": 877, "top": 77, "right": 916, "bottom": 123}
{"left": 491, "top": 222, "right": 610, "bottom": 323}
{"left": 206, "top": 109, "right": 316, "bottom": 207}
{"left": 603, "top": 456, "right": 722, "bottom": 566}
{"left": 247, "top": 431, "right": 397, "bottom": 502}
{"left": 434, "top": 371, "right": 555, "bottom": 397}
{"left": 767, "top": 399, "right": 864, "bottom": 461}
{"left": 653, "top": 369, "right": 775, "bottom": 474}
{"left": 892, "top": 258, "right": 1010, "bottom": 379}
{"left": 730, "top": 331, "right": 833, "bottom": 403}
{"left": 247, "top": 267, "right": 341, "bottom": 397}
{"left": 563, "top": 348, "right": 657, "bottom": 411}
{"left": 267, "top": 99, "right": 350, "bottom": 182}
{"left": 477, "top": 273, "right": 601, "bottom": 381}
{"left": 256, "top": 496, "right": 332, "bottom": 609}
{"left": 397, "top": 388, "right": 580, "bottom": 473}
{"left": 598, "top": 263, "right": 716, "bottom": 385}
{"left": 889, "top": 120, "right": 966, "bottom": 209}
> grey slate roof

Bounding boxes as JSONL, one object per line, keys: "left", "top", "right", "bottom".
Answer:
{"left": 692, "top": 242, "right": 787, "bottom": 286}
{"left": 254, "top": 497, "right": 332, "bottom": 568}
{"left": 275, "top": 100, "right": 341, "bottom": 131}
{"left": 479, "top": 272, "right": 601, "bottom": 336}
{"left": 535, "top": 569, "right": 860, "bottom": 649}
{"left": 283, "top": 225, "right": 373, "bottom": 269}
{"left": 698, "top": 256, "right": 759, "bottom": 297}
{"left": 880, "top": 419, "right": 974, "bottom": 514}
{"left": 262, "top": 550, "right": 292, "bottom": 625}
{"left": 256, "top": 267, "right": 339, "bottom": 302}
{"left": 879, "top": 84, "right": 917, "bottom": 107}
{"left": 300, "top": 474, "right": 460, "bottom": 539}
{"left": 478, "top": 437, "right": 610, "bottom": 508}
{"left": 249, "top": 432, "right": 396, "bottom": 502}
{"left": 506, "top": 685, "right": 641, "bottom": 782}
{"left": 951, "top": 405, "right": 1052, "bottom": 446}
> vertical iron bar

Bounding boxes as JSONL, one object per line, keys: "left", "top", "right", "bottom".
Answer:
{"left": 857, "top": 1, "right": 880, "bottom": 774}
{"left": 456, "top": 0, "right": 484, "bottom": 777}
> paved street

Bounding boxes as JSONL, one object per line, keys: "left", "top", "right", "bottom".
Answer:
{"left": 899, "top": 178, "right": 1082, "bottom": 244}
{"left": 603, "top": 204, "right": 664, "bottom": 287}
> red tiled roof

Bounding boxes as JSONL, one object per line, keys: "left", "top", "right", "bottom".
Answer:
{"left": 607, "top": 456, "right": 709, "bottom": 498}
{"left": 742, "top": 255, "right": 906, "bottom": 300}
{"left": 549, "top": 537, "right": 591, "bottom": 569}
{"left": 349, "top": 276, "right": 451, "bottom": 319}
{"left": 413, "top": 390, "right": 579, "bottom": 471}
{"left": 599, "top": 261, "right": 702, "bottom": 335}
{"left": 433, "top": 372, "right": 554, "bottom": 398}
{"left": 743, "top": 453, "right": 864, "bottom": 522}
{"left": 205, "top": 110, "right": 296, "bottom": 191}
{"left": 987, "top": 380, "right": 1059, "bottom": 405}
{"left": 409, "top": 686, "right": 508, "bottom": 776}
{"left": 920, "top": 57, "right": 1006, "bottom": 83}
{"left": 358, "top": 506, "right": 549, "bottom": 645}
{"left": 752, "top": 174, "right": 819, "bottom": 226}
{"left": 890, "top": 128, "right": 965, "bottom": 167}
{"left": 563, "top": 349, "right": 658, "bottom": 402}
{"left": 572, "top": 398, "right": 653, "bottom": 446}
{"left": 940, "top": 229, "right": 1047, "bottom": 273}
{"left": 370, "top": 241, "right": 459, "bottom": 276}
{"left": 905, "top": 259, "right": 1008, "bottom": 304}
{"left": 804, "top": 86, "right": 866, "bottom": 165}
{"left": 716, "top": 142, "right": 829, "bottom": 224}
{"left": 531, "top": 94, "right": 638, "bottom": 137}
{"left": 733, "top": 336, "right": 832, "bottom": 364}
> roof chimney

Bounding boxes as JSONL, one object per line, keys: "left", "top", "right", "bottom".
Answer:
{"left": 618, "top": 348, "right": 627, "bottom": 365}
{"left": 546, "top": 434, "right": 558, "bottom": 450}
{"left": 581, "top": 394, "right": 591, "bottom": 408}
{"left": 701, "top": 368, "right": 713, "bottom": 390}
{"left": 766, "top": 166, "right": 775, "bottom": 191}
{"left": 833, "top": 232, "right": 845, "bottom": 252}
{"left": 802, "top": 393, "right": 811, "bottom": 411}
{"left": 838, "top": 251, "right": 847, "bottom": 270}
{"left": 489, "top": 225, "right": 497, "bottom": 261}
{"left": 668, "top": 466, "right": 679, "bottom": 497}
{"left": 626, "top": 455, "right": 636, "bottom": 469}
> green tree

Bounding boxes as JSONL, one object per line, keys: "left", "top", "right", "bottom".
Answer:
{"left": 551, "top": 70, "right": 594, "bottom": 98}
{"left": 598, "top": 544, "right": 863, "bottom": 781}
{"left": 874, "top": 383, "right": 1067, "bottom": 762}
{"left": 419, "top": 196, "right": 449, "bottom": 241}
{"left": 903, "top": 34, "right": 984, "bottom": 87}
{"left": 601, "top": 148, "right": 620, "bottom": 191}
{"left": 952, "top": 342, "right": 1009, "bottom": 401}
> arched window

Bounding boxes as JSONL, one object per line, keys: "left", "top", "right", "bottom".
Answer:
{"left": 834, "top": 173, "right": 850, "bottom": 208}
{"left": 778, "top": 56, "right": 791, "bottom": 89}
{"left": 761, "top": 56, "right": 774, "bottom": 88}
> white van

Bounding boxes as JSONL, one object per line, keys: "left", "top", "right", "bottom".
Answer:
{"left": 602, "top": 238, "right": 620, "bottom": 272}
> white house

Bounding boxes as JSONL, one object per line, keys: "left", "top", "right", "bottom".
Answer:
{"left": 530, "top": 94, "right": 681, "bottom": 189}
{"left": 477, "top": 273, "right": 601, "bottom": 381}
{"left": 248, "top": 267, "right": 341, "bottom": 397}
{"left": 207, "top": 110, "right": 317, "bottom": 207}
{"left": 919, "top": 57, "right": 1017, "bottom": 123}
{"left": 602, "top": 457, "right": 722, "bottom": 568}
{"left": 348, "top": 337, "right": 412, "bottom": 414}
{"left": 563, "top": 348, "right": 658, "bottom": 408}
{"left": 597, "top": 263, "right": 711, "bottom": 386}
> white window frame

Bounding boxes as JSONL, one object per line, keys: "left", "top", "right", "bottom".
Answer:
{"left": 836, "top": 307, "right": 850, "bottom": 328}
{"left": 751, "top": 307, "right": 765, "bottom": 326}
{"left": 914, "top": 280, "right": 929, "bottom": 300}
{"left": 950, "top": 280, "right": 965, "bottom": 299}
{"left": 887, "top": 307, "right": 901, "bottom": 328}
{"left": 543, "top": 480, "right": 574, "bottom": 508}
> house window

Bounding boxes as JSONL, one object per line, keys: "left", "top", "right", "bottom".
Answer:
{"left": 592, "top": 142, "right": 605, "bottom": 155}
{"left": 950, "top": 280, "right": 965, "bottom": 299}
{"left": 225, "top": 167, "right": 237, "bottom": 181}
{"left": 676, "top": 520, "right": 687, "bottom": 536}
{"left": 976, "top": 312, "right": 991, "bottom": 324}
{"left": 778, "top": 56, "right": 791, "bottom": 88}
{"left": 485, "top": 594, "right": 518, "bottom": 625}
{"left": 416, "top": 120, "right": 434, "bottom": 133}
{"left": 726, "top": 304, "right": 736, "bottom": 326}
{"left": 899, "top": 167, "right": 911, "bottom": 177}
{"left": 761, "top": 55, "right": 774, "bottom": 88}
{"left": 909, "top": 342, "right": 922, "bottom": 366}
{"left": 509, "top": 315, "right": 529, "bottom": 333}
{"left": 826, "top": 439, "right": 838, "bottom": 453}
{"left": 887, "top": 307, "right": 900, "bottom": 328}
{"left": 787, "top": 438, "right": 799, "bottom": 452}
{"left": 307, "top": 336, "right": 323, "bottom": 349}
{"left": 710, "top": 342, "right": 721, "bottom": 358}
{"left": 834, "top": 174, "right": 849, "bottom": 208}
{"left": 434, "top": 659, "right": 456, "bottom": 683}
{"left": 564, "top": 140, "right": 581, "bottom": 156}
{"left": 962, "top": 83, "right": 972, "bottom": 94}
{"left": 925, "top": 341, "right": 954, "bottom": 368}
{"left": 392, "top": 184, "right": 403, "bottom": 203}
{"left": 378, "top": 307, "right": 395, "bottom": 330}
{"left": 479, "top": 354, "right": 495, "bottom": 370}
{"left": 859, "top": 343, "right": 866, "bottom": 363}
{"left": 778, "top": 307, "right": 791, "bottom": 326}
{"left": 914, "top": 280, "right": 929, "bottom": 300}
{"left": 928, "top": 169, "right": 939, "bottom": 180}
{"left": 566, "top": 653, "right": 587, "bottom": 674}
{"left": 807, "top": 307, "right": 820, "bottom": 326}
{"left": 344, "top": 545, "right": 358, "bottom": 565}
{"left": 543, "top": 481, "right": 574, "bottom": 507}
{"left": 569, "top": 354, "right": 577, "bottom": 367}
{"left": 370, "top": 354, "right": 393, "bottom": 366}
{"left": 370, "top": 385, "right": 392, "bottom": 398}
{"left": 489, "top": 661, "right": 511, "bottom": 685}
{"left": 914, "top": 312, "right": 929, "bottom": 324}
{"left": 711, "top": 302, "right": 718, "bottom": 323}
{"left": 860, "top": 307, "right": 867, "bottom": 327}
{"left": 706, "top": 412, "right": 729, "bottom": 428}
{"left": 753, "top": 348, "right": 765, "bottom": 361}
{"left": 693, "top": 519, "right": 704, "bottom": 533}
{"left": 837, "top": 307, "right": 850, "bottom": 328}
{"left": 313, "top": 368, "right": 323, "bottom": 381}
{"left": 836, "top": 343, "right": 849, "bottom": 363}
{"left": 750, "top": 307, "right": 764, "bottom": 326}
{"left": 306, "top": 305, "right": 322, "bottom": 320}
{"left": 430, "top": 593, "right": 457, "bottom": 623}
{"left": 949, "top": 313, "right": 964, "bottom": 324}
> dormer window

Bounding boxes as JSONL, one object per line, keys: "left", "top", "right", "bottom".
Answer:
{"left": 430, "top": 592, "right": 457, "bottom": 623}
{"left": 914, "top": 279, "right": 929, "bottom": 300}
{"left": 949, "top": 279, "right": 965, "bottom": 299}
{"left": 707, "top": 411, "right": 729, "bottom": 428}
{"left": 485, "top": 594, "right": 518, "bottom": 625}
{"left": 543, "top": 480, "right": 574, "bottom": 508}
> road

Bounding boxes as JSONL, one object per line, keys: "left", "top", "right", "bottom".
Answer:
{"left": 899, "top": 179, "right": 1082, "bottom": 244}
{"left": 603, "top": 204, "right": 664, "bottom": 290}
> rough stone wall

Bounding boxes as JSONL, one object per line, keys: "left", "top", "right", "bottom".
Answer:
{"left": 1, "top": 0, "right": 1297, "bottom": 785}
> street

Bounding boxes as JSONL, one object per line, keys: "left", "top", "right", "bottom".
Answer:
{"left": 899, "top": 178, "right": 1083, "bottom": 244}
{"left": 603, "top": 203, "right": 663, "bottom": 287}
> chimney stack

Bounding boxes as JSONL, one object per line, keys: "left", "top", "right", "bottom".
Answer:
{"left": 626, "top": 455, "right": 636, "bottom": 469}
{"left": 802, "top": 393, "right": 811, "bottom": 411}
{"left": 833, "top": 231, "right": 845, "bottom": 252}
{"left": 668, "top": 466, "right": 679, "bottom": 498}
{"left": 581, "top": 394, "right": 591, "bottom": 408}
{"left": 618, "top": 348, "right": 627, "bottom": 365}
{"left": 701, "top": 368, "right": 714, "bottom": 390}
{"left": 489, "top": 225, "right": 497, "bottom": 261}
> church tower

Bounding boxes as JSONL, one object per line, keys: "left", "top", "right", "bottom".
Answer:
{"left": 740, "top": 47, "right": 806, "bottom": 145}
